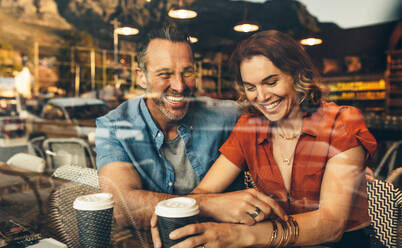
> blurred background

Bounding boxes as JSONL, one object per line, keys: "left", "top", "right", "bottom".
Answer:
{"left": 0, "top": 0, "right": 401, "bottom": 242}
{"left": 0, "top": 0, "right": 401, "bottom": 171}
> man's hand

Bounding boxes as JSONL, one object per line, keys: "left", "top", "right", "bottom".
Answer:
{"left": 151, "top": 219, "right": 247, "bottom": 248}
{"left": 150, "top": 213, "right": 162, "bottom": 248}
{"left": 168, "top": 222, "right": 248, "bottom": 248}
{"left": 196, "top": 188, "right": 287, "bottom": 225}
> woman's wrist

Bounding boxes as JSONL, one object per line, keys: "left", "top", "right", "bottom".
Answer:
{"left": 234, "top": 222, "right": 273, "bottom": 247}
{"left": 188, "top": 193, "right": 215, "bottom": 218}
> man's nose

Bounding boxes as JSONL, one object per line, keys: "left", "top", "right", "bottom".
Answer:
{"left": 170, "top": 73, "right": 186, "bottom": 92}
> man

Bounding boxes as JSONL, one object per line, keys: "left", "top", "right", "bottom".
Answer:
{"left": 95, "top": 25, "right": 241, "bottom": 228}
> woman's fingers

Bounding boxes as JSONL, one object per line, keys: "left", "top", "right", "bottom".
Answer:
{"left": 250, "top": 189, "right": 288, "bottom": 221}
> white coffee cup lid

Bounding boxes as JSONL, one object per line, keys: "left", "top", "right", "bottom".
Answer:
{"left": 73, "top": 193, "right": 114, "bottom": 211}
{"left": 155, "top": 197, "right": 199, "bottom": 218}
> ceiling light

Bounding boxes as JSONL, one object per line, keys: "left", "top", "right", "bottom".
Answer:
{"left": 189, "top": 36, "right": 198, "bottom": 43}
{"left": 300, "top": 37, "right": 323, "bottom": 46}
{"left": 114, "top": 26, "right": 139, "bottom": 36}
{"left": 168, "top": 0, "right": 197, "bottom": 19}
{"left": 168, "top": 8, "right": 197, "bottom": 19}
{"left": 234, "top": 4, "right": 259, "bottom": 33}
{"left": 233, "top": 23, "right": 259, "bottom": 33}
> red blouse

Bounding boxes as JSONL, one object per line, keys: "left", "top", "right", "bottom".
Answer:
{"left": 220, "top": 102, "right": 377, "bottom": 230}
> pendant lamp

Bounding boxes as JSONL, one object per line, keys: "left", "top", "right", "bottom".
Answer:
{"left": 168, "top": 0, "right": 197, "bottom": 19}
{"left": 233, "top": 4, "right": 259, "bottom": 33}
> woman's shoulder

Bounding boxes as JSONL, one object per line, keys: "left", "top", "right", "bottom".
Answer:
{"left": 320, "top": 101, "right": 364, "bottom": 122}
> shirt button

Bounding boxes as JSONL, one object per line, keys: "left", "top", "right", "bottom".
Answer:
{"left": 158, "top": 133, "right": 162, "bottom": 137}
{"left": 168, "top": 182, "right": 173, "bottom": 187}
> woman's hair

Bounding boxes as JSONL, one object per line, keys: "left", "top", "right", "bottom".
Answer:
{"left": 230, "top": 30, "right": 326, "bottom": 114}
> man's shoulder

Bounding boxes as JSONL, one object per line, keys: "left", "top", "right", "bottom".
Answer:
{"left": 97, "top": 96, "right": 143, "bottom": 124}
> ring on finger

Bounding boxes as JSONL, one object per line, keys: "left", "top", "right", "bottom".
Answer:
{"left": 248, "top": 207, "right": 261, "bottom": 219}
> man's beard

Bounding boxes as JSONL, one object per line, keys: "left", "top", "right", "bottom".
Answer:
{"left": 148, "top": 87, "right": 194, "bottom": 121}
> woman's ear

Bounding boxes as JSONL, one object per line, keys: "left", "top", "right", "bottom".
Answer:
{"left": 136, "top": 68, "right": 147, "bottom": 89}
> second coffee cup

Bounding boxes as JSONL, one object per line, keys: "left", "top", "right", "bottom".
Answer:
{"left": 155, "top": 197, "right": 199, "bottom": 248}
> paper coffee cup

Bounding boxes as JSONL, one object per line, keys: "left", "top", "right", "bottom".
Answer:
{"left": 155, "top": 197, "right": 199, "bottom": 248}
{"left": 73, "top": 193, "right": 114, "bottom": 248}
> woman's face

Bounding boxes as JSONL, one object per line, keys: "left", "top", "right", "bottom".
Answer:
{"left": 240, "top": 55, "right": 299, "bottom": 122}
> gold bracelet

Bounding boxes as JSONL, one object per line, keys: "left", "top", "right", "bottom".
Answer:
{"left": 290, "top": 217, "right": 299, "bottom": 245}
{"left": 285, "top": 219, "right": 293, "bottom": 247}
{"left": 276, "top": 220, "right": 288, "bottom": 247}
{"left": 286, "top": 218, "right": 295, "bottom": 246}
{"left": 274, "top": 221, "right": 283, "bottom": 248}
{"left": 269, "top": 220, "right": 278, "bottom": 247}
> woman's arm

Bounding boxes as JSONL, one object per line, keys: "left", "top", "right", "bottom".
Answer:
{"left": 192, "top": 155, "right": 242, "bottom": 194}
{"left": 292, "top": 145, "right": 366, "bottom": 245}
{"left": 168, "top": 145, "right": 366, "bottom": 247}
{"left": 190, "top": 154, "right": 287, "bottom": 224}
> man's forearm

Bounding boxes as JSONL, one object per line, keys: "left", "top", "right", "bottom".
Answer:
{"left": 114, "top": 189, "right": 175, "bottom": 228}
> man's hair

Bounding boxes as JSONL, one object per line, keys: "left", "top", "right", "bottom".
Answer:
{"left": 230, "top": 29, "right": 327, "bottom": 114}
{"left": 137, "top": 24, "right": 192, "bottom": 71}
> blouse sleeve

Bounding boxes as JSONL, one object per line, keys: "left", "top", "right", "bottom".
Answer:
{"left": 328, "top": 106, "right": 377, "bottom": 160}
{"left": 219, "top": 117, "right": 247, "bottom": 170}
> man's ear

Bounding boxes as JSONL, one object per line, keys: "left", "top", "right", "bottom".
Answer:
{"left": 136, "top": 68, "right": 147, "bottom": 89}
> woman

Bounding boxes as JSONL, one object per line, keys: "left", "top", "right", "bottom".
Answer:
{"left": 151, "top": 30, "right": 377, "bottom": 248}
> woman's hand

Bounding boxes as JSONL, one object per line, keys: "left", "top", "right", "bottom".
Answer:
{"left": 198, "top": 188, "right": 287, "bottom": 225}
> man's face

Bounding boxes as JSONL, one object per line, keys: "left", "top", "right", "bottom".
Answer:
{"left": 139, "top": 39, "right": 196, "bottom": 123}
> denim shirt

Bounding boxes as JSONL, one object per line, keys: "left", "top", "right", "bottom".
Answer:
{"left": 95, "top": 96, "right": 241, "bottom": 194}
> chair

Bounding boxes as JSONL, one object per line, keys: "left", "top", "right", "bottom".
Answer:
{"left": 47, "top": 166, "right": 152, "bottom": 248}
{"left": 43, "top": 138, "right": 96, "bottom": 172}
{"left": 0, "top": 160, "right": 53, "bottom": 231}
{"left": 27, "top": 136, "right": 47, "bottom": 159}
{"left": 386, "top": 167, "right": 402, "bottom": 189}
{"left": 52, "top": 165, "right": 99, "bottom": 189}
{"left": 367, "top": 179, "right": 402, "bottom": 248}
{"left": 375, "top": 141, "right": 402, "bottom": 180}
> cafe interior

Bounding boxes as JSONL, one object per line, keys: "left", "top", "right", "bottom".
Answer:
{"left": 0, "top": 0, "right": 401, "bottom": 247}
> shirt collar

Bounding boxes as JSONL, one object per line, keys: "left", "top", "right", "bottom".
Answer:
{"left": 138, "top": 97, "right": 194, "bottom": 140}
{"left": 252, "top": 115, "right": 270, "bottom": 145}
{"left": 301, "top": 105, "right": 324, "bottom": 137}
{"left": 138, "top": 97, "right": 162, "bottom": 140}
{"left": 256, "top": 105, "right": 324, "bottom": 144}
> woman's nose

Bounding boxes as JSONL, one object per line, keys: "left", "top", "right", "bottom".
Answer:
{"left": 256, "top": 86, "right": 268, "bottom": 103}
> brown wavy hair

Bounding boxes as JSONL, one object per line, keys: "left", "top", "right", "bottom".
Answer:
{"left": 230, "top": 30, "right": 327, "bottom": 114}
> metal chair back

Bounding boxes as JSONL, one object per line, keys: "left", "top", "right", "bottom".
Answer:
{"left": 367, "top": 179, "right": 402, "bottom": 247}
{"left": 43, "top": 138, "right": 95, "bottom": 172}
